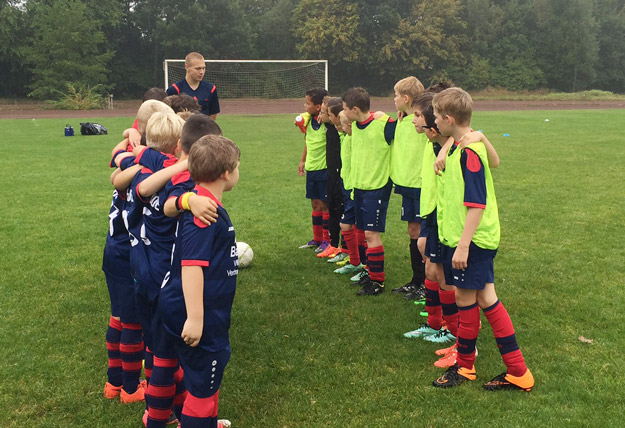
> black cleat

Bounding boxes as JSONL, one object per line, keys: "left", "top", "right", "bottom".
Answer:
{"left": 357, "top": 278, "right": 385, "bottom": 296}
{"left": 432, "top": 364, "right": 476, "bottom": 388}
{"left": 392, "top": 282, "right": 417, "bottom": 293}
{"left": 404, "top": 283, "right": 426, "bottom": 301}
{"left": 483, "top": 370, "right": 534, "bottom": 392}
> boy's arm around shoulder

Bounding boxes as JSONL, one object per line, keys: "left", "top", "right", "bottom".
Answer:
{"left": 434, "top": 136, "right": 455, "bottom": 176}
{"left": 137, "top": 159, "right": 188, "bottom": 198}
{"left": 458, "top": 131, "right": 499, "bottom": 168}
{"left": 113, "top": 164, "right": 142, "bottom": 192}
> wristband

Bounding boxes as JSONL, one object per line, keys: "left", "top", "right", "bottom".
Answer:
{"left": 180, "top": 192, "right": 193, "bottom": 211}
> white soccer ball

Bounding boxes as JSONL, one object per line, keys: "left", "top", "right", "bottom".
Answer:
{"left": 236, "top": 241, "right": 253, "bottom": 268}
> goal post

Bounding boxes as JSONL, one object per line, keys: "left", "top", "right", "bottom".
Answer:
{"left": 163, "top": 59, "right": 328, "bottom": 99}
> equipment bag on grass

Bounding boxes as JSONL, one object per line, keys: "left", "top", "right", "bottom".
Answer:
{"left": 80, "top": 122, "right": 108, "bottom": 135}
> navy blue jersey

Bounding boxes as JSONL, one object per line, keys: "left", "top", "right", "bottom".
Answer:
{"left": 160, "top": 185, "right": 238, "bottom": 352}
{"left": 448, "top": 142, "right": 487, "bottom": 208}
{"left": 167, "top": 79, "right": 220, "bottom": 116}
{"left": 165, "top": 170, "right": 195, "bottom": 209}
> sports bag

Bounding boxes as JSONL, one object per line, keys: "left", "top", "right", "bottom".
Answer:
{"left": 80, "top": 122, "right": 108, "bottom": 135}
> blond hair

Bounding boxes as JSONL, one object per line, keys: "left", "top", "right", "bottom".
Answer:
{"left": 188, "top": 135, "right": 240, "bottom": 184}
{"left": 136, "top": 100, "right": 174, "bottom": 134}
{"left": 432, "top": 87, "right": 473, "bottom": 126}
{"left": 185, "top": 52, "right": 204, "bottom": 65}
{"left": 394, "top": 76, "right": 425, "bottom": 99}
{"left": 145, "top": 111, "right": 185, "bottom": 154}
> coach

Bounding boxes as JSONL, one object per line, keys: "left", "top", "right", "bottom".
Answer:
{"left": 166, "top": 52, "right": 220, "bottom": 120}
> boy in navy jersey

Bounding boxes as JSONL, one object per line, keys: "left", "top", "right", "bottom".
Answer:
{"left": 342, "top": 87, "right": 396, "bottom": 295}
{"left": 167, "top": 52, "right": 220, "bottom": 120}
{"left": 297, "top": 88, "right": 331, "bottom": 252}
{"left": 159, "top": 135, "right": 240, "bottom": 428}
{"left": 430, "top": 87, "right": 533, "bottom": 391}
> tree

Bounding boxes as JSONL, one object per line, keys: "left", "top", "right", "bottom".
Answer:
{"left": 0, "top": 1, "right": 29, "bottom": 96}
{"left": 594, "top": 0, "right": 625, "bottom": 92}
{"left": 24, "top": 0, "right": 113, "bottom": 99}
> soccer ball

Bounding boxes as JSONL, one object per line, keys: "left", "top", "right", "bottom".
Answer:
{"left": 236, "top": 241, "right": 253, "bottom": 268}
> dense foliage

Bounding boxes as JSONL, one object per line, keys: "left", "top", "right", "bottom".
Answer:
{"left": 2, "top": 0, "right": 624, "bottom": 98}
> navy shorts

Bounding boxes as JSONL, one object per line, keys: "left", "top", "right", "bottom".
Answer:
{"left": 422, "top": 218, "right": 442, "bottom": 263}
{"left": 134, "top": 281, "right": 160, "bottom": 349}
{"left": 174, "top": 342, "right": 231, "bottom": 398}
{"left": 104, "top": 270, "right": 138, "bottom": 323}
{"left": 151, "top": 312, "right": 179, "bottom": 359}
{"left": 354, "top": 181, "right": 392, "bottom": 232}
{"left": 340, "top": 185, "right": 355, "bottom": 225}
{"left": 441, "top": 244, "right": 497, "bottom": 290}
{"left": 306, "top": 169, "right": 328, "bottom": 201}
{"left": 394, "top": 185, "right": 421, "bottom": 222}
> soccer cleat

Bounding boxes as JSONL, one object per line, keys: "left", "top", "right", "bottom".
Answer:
{"left": 317, "top": 245, "right": 338, "bottom": 258}
{"left": 424, "top": 328, "right": 456, "bottom": 344}
{"left": 392, "top": 282, "right": 418, "bottom": 294}
{"left": 404, "top": 284, "right": 426, "bottom": 301}
{"left": 120, "top": 381, "right": 146, "bottom": 403}
{"left": 327, "top": 252, "right": 349, "bottom": 263}
{"left": 350, "top": 270, "right": 369, "bottom": 282}
{"left": 434, "top": 346, "right": 457, "bottom": 368}
{"left": 218, "top": 420, "right": 232, "bottom": 428}
{"left": 299, "top": 239, "right": 320, "bottom": 249}
{"left": 433, "top": 364, "right": 476, "bottom": 388}
{"left": 357, "top": 278, "right": 385, "bottom": 296}
{"left": 103, "top": 382, "right": 122, "bottom": 399}
{"left": 403, "top": 323, "right": 439, "bottom": 339}
{"left": 315, "top": 241, "right": 330, "bottom": 253}
{"left": 334, "top": 263, "right": 364, "bottom": 275}
{"left": 483, "top": 369, "right": 534, "bottom": 392}
{"left": 435, "top": 344, "right": 456, "bottom": 356}
{"left": 335, "top": 256, "right": 350, "bottom": 267}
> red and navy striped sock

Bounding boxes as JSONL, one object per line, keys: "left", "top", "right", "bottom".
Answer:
{"left": 120, "top": 322, "right": 143, "bottom": 394}
{"left": 342, "top": 229, "right": 360, "bottom": 266}
{"left": 312, "top": 211, "right": 323, "bottom": 243}
{"left": 483, "top": 300, "right": 528, "bottom": 377}
{"left": 456, "top": 303, "right": 480, "bottom": 369}
{"left": 181, "top": 391, "right": 220, "bottom": 428}
{"left": 106, "top": 316, "right": 122, "bottom": 387}
{"left": 424, "top": 280, "right": 443, "bottom": 330}
{"left": 322, "top": 211, "right": 330, "bottom": 243}
{"left": 356, "top": 228, "right": 367, "bottom": 266}
{"left": 146, "top": 357, "right": 180, "bottom": 428}
{"left": 439, "top": 289, "right": 459, "bottom": 338}
{"left": 172, "top": 366, "right": 187, "bottom": 421}
{"left": 366, "top": 245, "right": 385, "bottom": 283}
{"left": 144, "top": 347, "right": 154, "bottom": 388}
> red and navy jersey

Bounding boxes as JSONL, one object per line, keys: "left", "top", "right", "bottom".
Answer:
{"left": 167, "top": 79, "right": 220, "bottom": 116}
{"left": 448, "top": 142, "right": 487, "bottom": 208}
{"left": 123, "top": 149, "right": 178, "bottom": 296}
{"left": 159, "top": 185, "right": 238, "bottom": 352}
{"left": 165, "top": 170, "right": 195, "bottom": 209}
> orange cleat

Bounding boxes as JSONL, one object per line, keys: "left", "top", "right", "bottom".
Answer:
{"left": 103, "top": 382, "right": 122, "bottom": 399}
{"left": 483, "top": 369, "right": 534, "bottom": 392}
{"left": 434, "top": 346, "right": 457, "bottom": 368}
{"left": 316, "top": 245, "right": 339, "bottom": 258}
{"left": 120, "top": 381, "right": 146, "bottom": 403}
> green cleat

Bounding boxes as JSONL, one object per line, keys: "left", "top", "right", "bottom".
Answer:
{"left": 328, "top": 252, "right": 349, "bottom": 263}
{"left": 403, "top": 323, "right": 439, "bottom": 339}
{"left": 424, "top": 328, "right": 456, "bottom": 344}
{"left": 350, "top": 270, "right": 369, "bottom": 282}
{"left": 334, "top": 263, "right": 364, "bottom": 275}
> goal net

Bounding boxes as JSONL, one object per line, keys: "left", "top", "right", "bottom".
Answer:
{"left": 163, "top": 60, "right": 328, "bottom": 99}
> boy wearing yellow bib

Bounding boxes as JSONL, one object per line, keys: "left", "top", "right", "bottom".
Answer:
{"left": 431, "top": 88, "right": 534, "bottom": 391}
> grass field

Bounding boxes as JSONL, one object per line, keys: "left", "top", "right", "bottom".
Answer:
{"left": 0, "top": 109, "right": 624, "bottom": 427}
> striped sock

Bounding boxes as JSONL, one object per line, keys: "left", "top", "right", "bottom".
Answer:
{"left": 172, "top": 366, "right": 187, "bottom": 421}
{"left": 483, "top": 300, "right": 528, "bottom": 377}
{"left": 106, "top": 316, "right": 122, "bottom": 387}
{"left": 355, "top": 228, "right": 367, "bottom": 266}
{"left": 120, "top": 322, "right": 143, "bottom": 394}
{"left": 146, "top": 357, "right": 179, "bottom": 428}
{"left": 366, "top": 245, "right": 385, "bottom": 283}
{"left": 181, "top": 391, "right": 220, "bottom": 428}
{"left": 456, "top": 303, "right": 480, "bottom": 369}
{"left": 439, "top": 289, "right": 459, "bottom": 338}
{"left": 424, "top": 280, "right": 443, "bottom": 330}
{"left": 322, "top": 211, "right": 330, "bottom": 243}
{"left": 312, "top": 211, "right": 323, "bottom": 243}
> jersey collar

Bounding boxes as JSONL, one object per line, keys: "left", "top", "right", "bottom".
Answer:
{"left": 194, "top": 185, "right": 223, "bottom": 207}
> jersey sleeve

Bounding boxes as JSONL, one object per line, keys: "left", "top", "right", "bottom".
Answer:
{"left": 460, "top": 148, "right": 487, "bottom": 208}
{"left": 133, "top": 169, "right": 154, "bottom": 204}
{"left": 165, "top": 171, "right": 193, "bottom": 202}
{"left": 208, "top": 85, "right": 220, "bottom": 115}
{"left": 180, "top": 216, "right": 216, "bottom": 267}
{"left": 384, "top": 119, "right": 396, "bottom": 144}
{"left": 135, "top": 147, "right": 171, "bottom": 172}
{"left": 120, "top": 155, "right": 137, "bottom": 171}
{"left": 166, "top": 82, "right": 181, "bottom": 95}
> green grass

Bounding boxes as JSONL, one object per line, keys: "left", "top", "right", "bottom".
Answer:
{"left": 0, "top": 110, "right": 623, "bottom": 427}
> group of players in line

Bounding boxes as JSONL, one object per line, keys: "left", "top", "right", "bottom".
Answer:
{"left": 296, "top": 78, "right": 534, "bottom": 391}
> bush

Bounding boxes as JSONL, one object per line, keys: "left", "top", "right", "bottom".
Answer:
{"left": 46, "top": 83, "right": 105, "bottom": 110}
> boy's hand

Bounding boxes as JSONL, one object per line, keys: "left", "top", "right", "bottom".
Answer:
{"left": 188, "top": 194, "right": 219, "bottom": 225}
{"left": 298, "top": 161, "right": 305, "bottom": 176}
{"left": 452, "top": 244, "right": 469, "bottom": 270}
{"left": 434, "top": 149, "right": 446, "bottom": 176}
{"left": 373, "top": 110, "right": 386, "bottom": 120}
{"left": 127, "top": 128, "right": 142, "bottom": 148}
{"left": 458, "top": 131, "right": 484, "bottom": 149}
{"left": 181, "top": 318, "right": 203, "bottom": 347}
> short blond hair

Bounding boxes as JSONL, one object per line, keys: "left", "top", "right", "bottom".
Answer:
{"left": 394, "top": 76, "right": 425, "bottom": 99}
{"left": 136, "top": 100, "right": 174, "bottom": 134}
{"left": 185, "top": 52, "right": 204, "bottom": 65}
{"left": 432, "top": 87, "right": 473, "bottom": 126}
{"left": 145, "top": 111, "right": 185, "bottom": 154}
{"left": 188, "top": 135, "right": 240, "bottom": 184}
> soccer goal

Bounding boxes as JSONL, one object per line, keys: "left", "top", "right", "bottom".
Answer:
{"left": 163, "top": 59, "right": 328, "bottom": 99}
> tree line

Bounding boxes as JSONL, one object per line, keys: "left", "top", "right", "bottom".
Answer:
{"left": 2, "top": 0, "right": 624, "bottom": 100}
